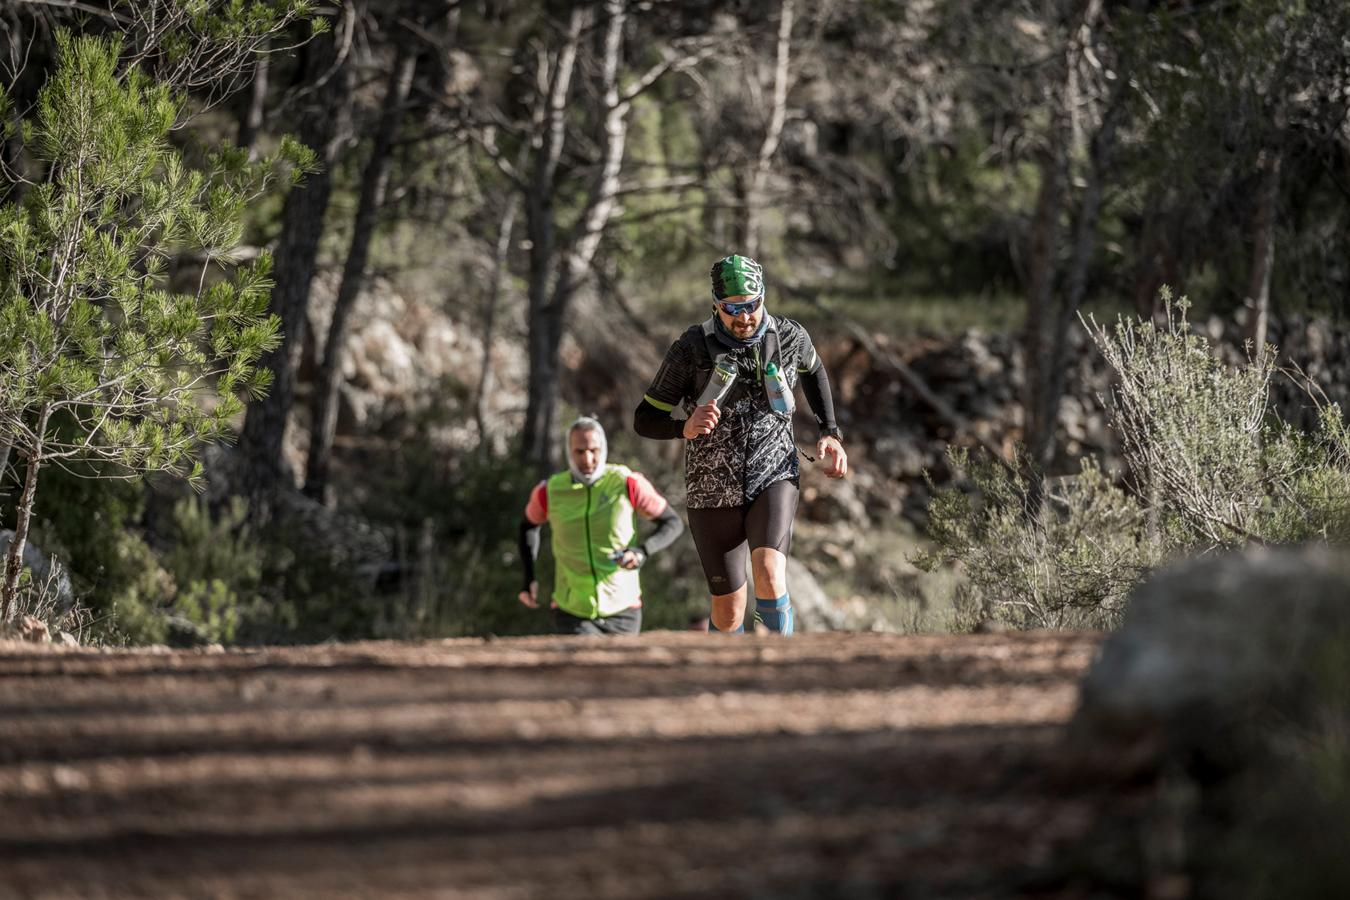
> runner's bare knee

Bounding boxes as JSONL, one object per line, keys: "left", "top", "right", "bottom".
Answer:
{"left": 710, "top": 588, "right": 747, "bottom": 631}
{"left": 751, "top": 548, "right": 788, "bottom": 598}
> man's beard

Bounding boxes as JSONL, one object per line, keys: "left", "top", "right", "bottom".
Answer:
{"left": 570, "top": 457, "right": 605, "bottom": 485}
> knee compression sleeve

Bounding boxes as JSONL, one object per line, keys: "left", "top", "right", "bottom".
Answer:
{"left": 756, "top": 594, "right": 794, "bottom": 635}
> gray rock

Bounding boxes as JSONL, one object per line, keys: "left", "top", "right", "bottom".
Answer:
{"left": 165, "top": 615, "right": 211, "bottom": 648}
{"left": 304, "top": 271, "right": 514, "bottom": 439}
{"left": 1070, "top": 545, "right": 1350, "bottom": 766}
{"left": 801, "top": 475, "right": 869, "bottom": 526}
{"left": 785, "top": 556, "right": 847, "bottom": 632}
{"left": 0, "top": 531, "right": 74, "bottom": 614}
{"left": 964, "top": 330, "right": 1004, "bottom": 373}
{"left": 870, "top": 434, "right": 928, "bottom": 480}
{"left": 0, "top": 614, "right": 50, "bottom": 643}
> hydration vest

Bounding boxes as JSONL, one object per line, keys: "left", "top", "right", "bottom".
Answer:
{"left": 545, "top": 464, "right": 642, "bottom": 618}
{"left": 699, "top": 315, "right": 796, "bottom": 416}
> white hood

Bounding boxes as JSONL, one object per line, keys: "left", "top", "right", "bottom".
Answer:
{"left": 567, "top": 416, "right": 608, "bottom": 486}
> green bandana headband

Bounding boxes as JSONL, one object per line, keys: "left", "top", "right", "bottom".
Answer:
{"left": 710, "top": 254, "right": 764, "bottom": 300}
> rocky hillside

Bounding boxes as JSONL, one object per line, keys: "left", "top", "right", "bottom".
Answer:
{"left": 285, "top": 270, "right": 1350, "bottom": 526}
{"left": 225, "top": 276, "right": 1350, "bottom": 634}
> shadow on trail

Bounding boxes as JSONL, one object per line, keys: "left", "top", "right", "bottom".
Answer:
{"left": 0, "top": 722, "right": 1061, "bottom": 830}
{"left": 0, "top": 633, "right": 1104, "bottom": 899}
{"left": 0, "top": 722, "right": 1088, "bottom": 899}
{"left": 0, "top": 635, "right": 1092, "bottom": 724}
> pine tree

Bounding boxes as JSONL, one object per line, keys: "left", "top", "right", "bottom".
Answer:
{"left": 0, "top": 19, "right": 316, "bottom": 620}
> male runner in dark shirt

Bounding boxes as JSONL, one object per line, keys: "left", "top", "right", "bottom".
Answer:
{"left": 634, "top": 255, "right": 847, "bottom": 634}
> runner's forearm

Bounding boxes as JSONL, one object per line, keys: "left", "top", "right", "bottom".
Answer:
{"left": 800, "top": 365, "right": 840, "bottom": 438}
{"left": 634, "top": 399, "right": 686, "bottom": 440}
{"left": 640, "top": 506, "right": 684, "bottom": 557}
{"left": 518, "top": 519, "right": 541, "bottom": 590}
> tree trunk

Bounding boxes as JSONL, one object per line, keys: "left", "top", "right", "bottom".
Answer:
{"left": 741, "top": 0, "right": 794, "bottom": 261}
{"left": 236, "top": 51, "right": 269, "bottom": 157}
{"left": 1245, "top": 146, "right": 1282, "bottom": 359}
{"left": 1, "top": 405, "right": 50, "bottom": 622}
{"left": 303, "top": 41, "right": 418, "bottom": 503}
{"left": 474, "top": 195, "right": 520, "bottom": 448}
{"left": 522, "top": 0, "right": 631, "bottom": 475}
{"left": 1033, "top": 88, "right": 1125, "bottom": 472}
{"left": 700, "top": 158, "right": 725, "bottom": 249}
{"left": 520, "top": 7, "right": 588, "bottom": 473}
{"left": 1131, "top": 195, "right": 1167, "bottom": 320}
{"left": 558, "top": 0, "right": 629, "bottom": 287}
{"left": 1022, "top": 0, "right": 1105, "bottom": 475}
{"left": 730, "top": 169, "right": 752, "bottom": 252}
{"left": 423, "top": 4, "right": 463, "bottom": 99}
{"left": 1021, "top": 144, "right": 1066, "bottom": 470}
{"left": 521, "top": 202, "right": 562, "bottom": 473}
{"left": 524, "top": 304, "right": 565, "bottom": 475}
{"left": 238, "top": 10, "right": 354, "bottom": 514}
{"left": 521, "top": 196, "right": 558, "bottom": 474}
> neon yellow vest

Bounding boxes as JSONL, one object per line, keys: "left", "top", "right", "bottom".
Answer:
{"left": 546, "top": 464, "right": 642, "bottom": 618}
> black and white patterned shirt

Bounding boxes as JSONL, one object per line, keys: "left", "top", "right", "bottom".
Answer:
{"left": 641, "top": 315, "right": 822, "bottom": 509}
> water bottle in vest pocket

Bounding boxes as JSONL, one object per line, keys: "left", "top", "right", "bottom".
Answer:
{"left": 763, "top": 361, "right": 795, "bottom": 417}
{"left": 697, "top": 358, "right": 738, "bottom": 406}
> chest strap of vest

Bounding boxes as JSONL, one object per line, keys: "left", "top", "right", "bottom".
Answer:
{"left": 700, "top": 315, "right": 784, "bottom": 372}
{"left": 699, "top": 316, "right": 793, "bottom": 416}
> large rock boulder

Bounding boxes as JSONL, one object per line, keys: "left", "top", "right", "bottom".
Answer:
{"left": 0, "top": 614, "right": 51, "bottom": 644}
{"left": 786, "top": 557, "right": 890, "bottom": 633}
{"left": 1064, "top": 545, "right": 1350, "bottom": 898}
{"left": 1071, "top": 545, "right": 1350, "bottom": 765}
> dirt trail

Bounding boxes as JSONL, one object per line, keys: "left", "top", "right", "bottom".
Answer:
{"left": 0, "top": 631, "right": 1105, "bottom": 899}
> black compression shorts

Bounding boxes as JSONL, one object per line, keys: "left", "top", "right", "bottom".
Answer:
{"left": 686, "top": 479, "right": 798, "bottom": 596}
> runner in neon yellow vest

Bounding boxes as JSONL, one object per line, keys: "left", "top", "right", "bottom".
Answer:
{"left": 517, "top": 417, "right": 683, "bottom": 635}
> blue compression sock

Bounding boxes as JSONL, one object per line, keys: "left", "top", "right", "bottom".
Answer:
{"left": 709, "top": 617, "right": 744, "bottom": 634}
{"left": 756, "top": 594, "right": 794, "bottom": 635}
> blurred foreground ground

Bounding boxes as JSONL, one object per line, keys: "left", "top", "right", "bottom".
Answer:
{"left": 0, "top": 632, "right": 1119, "bottom": 899}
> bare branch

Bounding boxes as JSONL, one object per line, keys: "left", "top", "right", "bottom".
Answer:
{"left": 619, "top": 38, "right": 719, "bottom": 106}
{"left": 15, "top": 0, "right": 128, "bottom": 24}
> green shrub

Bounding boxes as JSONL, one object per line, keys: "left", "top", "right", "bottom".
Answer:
{"left": 350, "top": 440, "right": 543, "bottom": 638}
{"left": 1261, "top": 407, "right": 1350, "bottom": 545}
{"left": 922, "top": 291, "right": 1350, "bottom": 630}
{"left": 100, "top": 531, "right": 173, "bottom": 645}
{"left": 1085, "top": 291, "right": 1350, "bottom": 549}
{"left": 161, "top": 495, "right": 266, "bottom": 644}
{"left": 917, "top": 450, "right": 1161, "bottom": 630}
{"left": 3, "top": 556, "right": 93, "bottom": 641}
{"left": 157, "top": 493, "right": 377, "bottom": 646}
{"left": 22, "top": 465, "right": 171, "bottom": 644}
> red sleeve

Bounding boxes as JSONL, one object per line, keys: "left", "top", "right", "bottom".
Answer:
{"left": 626, "top": 472, "right": 669, "bottom": 519}
{"left": 524, "top": 481, "right": 548, "bottom": 524}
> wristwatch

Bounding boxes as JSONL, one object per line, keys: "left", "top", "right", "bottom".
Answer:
{"left": 820, "top": 425, "right": 843, "bottom": 442}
